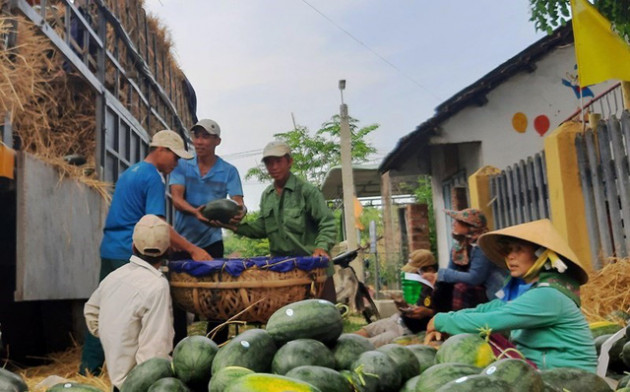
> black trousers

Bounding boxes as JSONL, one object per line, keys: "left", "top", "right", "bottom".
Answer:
{"left": 171, "top": 241, "right": 229, "bottom": 346}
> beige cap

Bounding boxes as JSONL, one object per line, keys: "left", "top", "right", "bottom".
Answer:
{"left": 401, "top": 249, "right": 436, "bottom": 273}
{"left": 191, "top": 119, "right": 221, "bottom": 137}
{"left": 477, "top": 219, "right": 588, "bottom": 285}
{"left": 262, "top": 140, "right": 291, "bottom": 160}
{"left": 150, "top": 130, "right": 193, "bottom": 159}
{"left": 132, "top": 214, "right": 170, "bottom": 257}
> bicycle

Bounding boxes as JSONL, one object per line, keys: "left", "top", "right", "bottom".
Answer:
{"left": 332, "top": 248, "right": 381, "bottom": 324}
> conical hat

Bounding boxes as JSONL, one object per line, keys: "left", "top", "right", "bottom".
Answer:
{"left": 477, "top": 219, "right": 588, "bottom": 285}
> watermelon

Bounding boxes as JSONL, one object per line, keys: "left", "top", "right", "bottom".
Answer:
{"left": 589, "top": 321, "right": 623, "bottom": 339}
{"left": 539, "top": 368, "right": 613, "bottom": 392}
{"left": 172, "top": 335, "right": 218, "bottom": 387}
{"left": 285, "top": 365, "right": 354, "bottom": 392}
{"left": 621, "top": 340, "right": 630, "bottom": 368}
{"left": 376, "top": 344, "right": 420, "bottom": 381}
{"left": 211, "top": 328, "right": 277, "bottom": 374}
{"left": 414, "top": 363, "right": 481, "bottom": 392}
{"left": 202, "top": 199, "right": 241, "bottom": 224}
{"left": 271, "top": 339, "right": 335, "bottom": 375}
{"left": 120, "top": 357, "right": 174, "bottom": 392}
{"left": 147, "top": 377, "right": 190, "bottom": 392}
{"left": 0, "top": 368, "right": 27, "bottom": 392}
{"left": 435, "top": 333, "right": 495, "bottom": 368}
{"left": 331, "top": 333, "right": 375, "bottom": 370}
{"left": 46, "top": 383, "right": 103, "bottom": 391}
{"left": 208, "top": 366, "right": 254, "bottom": 392}
{"left": 351, "top": 351, "right": 402, "bottom": 392}
{"left": 618, "top": 374, "right": 630, "bottom": 389}
{"left": 391, "top": 334, "right": 424, "bottom": 346}
{"left": 399, "top": 375, "right": 420, "bottom": 392}
{"left": 224, "top": 373, "right": 322, "bottom": 392}
{"left": 482, "top": 358, "right": 543, "bottom": 392}
{"left": 595, "top": 333, "right": 627, "bottom": 371}
{"left": 265, "top": 299, "right": 343, "bottom": 346}
{"left": 405, "top": 344, "right": 437, "bottom": 373}
{"left": 542, "top": 382, "right": 562, "bottom": 392}
{"left": 435, "top": 374, "right": 514, "bottom": 391}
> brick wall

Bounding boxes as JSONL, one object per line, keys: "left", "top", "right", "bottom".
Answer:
{"left": 405, "top": 203, "right": 431, "bottom": 252}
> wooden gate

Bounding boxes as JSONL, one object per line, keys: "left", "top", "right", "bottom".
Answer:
{"left": 489, "top": 152, "right": 550, "bottom": 230}
{"left": 575, "top": 112, "right": 630, "bottom": 266}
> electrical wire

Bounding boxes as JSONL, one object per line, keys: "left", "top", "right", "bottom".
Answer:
{"left": 300, "top": 0, "right": 442, "bottom": 101}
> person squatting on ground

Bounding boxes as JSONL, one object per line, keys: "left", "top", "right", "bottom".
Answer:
{"left": 425, "top": 219, "right": 597, "bottom": 372}
{"left": 84, "top": 215, "right": 175, "bottom": 391}
{"left": 355, "top": 249, "right": 437, "bottom": 347}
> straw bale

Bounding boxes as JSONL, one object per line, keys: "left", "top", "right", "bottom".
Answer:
{"left": 0, "top": 15, "right": 112, "bottom": 197}
{"left": 8, "top": 345, "right": 112, "bottom": 392}
{"left": 581, "top": 258, "right": 630, "bottom": 323}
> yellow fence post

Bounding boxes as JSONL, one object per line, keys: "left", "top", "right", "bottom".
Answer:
{"left": 544, "top": 121, "right": 593, "bottom": 274}
{"left": 468, "top": 165, "right": 501, "bottom": 231}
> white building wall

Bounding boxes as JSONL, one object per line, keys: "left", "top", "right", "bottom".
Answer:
{"left": 427, "top": 44, "right": 615, "bottom": 264}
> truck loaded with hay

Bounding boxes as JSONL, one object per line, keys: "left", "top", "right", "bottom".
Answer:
{"left": 0, "top": 0, "right": 197, "bottom": 364}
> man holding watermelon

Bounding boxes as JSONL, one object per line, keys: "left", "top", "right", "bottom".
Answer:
{"left": 168, "top": 119, "right": 245, "bottom": 344}
{"left": 169, "top": 118, "right": 245, "bottom": 260}
{"left": 226, "top": 140, "right": 338, "bottom": 302}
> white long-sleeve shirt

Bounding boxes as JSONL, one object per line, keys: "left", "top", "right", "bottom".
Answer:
{"left": 84, "top": 255, "right": 174, "bottom": 388}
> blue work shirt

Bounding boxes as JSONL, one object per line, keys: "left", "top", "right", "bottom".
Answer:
{"left": 169, "top": 155, "right": 243, "bottom": 248}
{"left": 100, "top": 161, "right": 166, "bottom": 259}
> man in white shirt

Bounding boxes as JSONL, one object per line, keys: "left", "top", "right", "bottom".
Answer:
{"left": 84, "top": 214, "right": 174, "bottom": 390}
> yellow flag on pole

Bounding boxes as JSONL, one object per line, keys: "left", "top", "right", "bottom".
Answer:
{"left": 571, "top": 0, "right": 630, "bottom": 87}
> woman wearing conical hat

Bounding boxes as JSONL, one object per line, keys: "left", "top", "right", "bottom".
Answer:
{"left": 425, "top": 219, "right": 597, "bottom": 372}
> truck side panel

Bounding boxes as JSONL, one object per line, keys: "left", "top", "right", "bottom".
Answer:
{"left": 15, "top": 152, "right": 105, "bottom": 301}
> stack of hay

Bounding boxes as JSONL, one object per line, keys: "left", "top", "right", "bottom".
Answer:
{"left": 581, "top": 258, "right": 630, "bottom": 323}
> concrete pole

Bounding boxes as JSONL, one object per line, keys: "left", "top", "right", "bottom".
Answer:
{"left": 339, "top": 82, "right": 363, "bottom": 278}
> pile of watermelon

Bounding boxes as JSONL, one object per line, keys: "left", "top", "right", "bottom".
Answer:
{"left": 4, "top": 299, "right": 623, "bottom": 391}
{"left": 116, "top": 298, "right": 618, "bottom": 392}
{"left": 591, "top": 320, "right": 630, "bottom": 389}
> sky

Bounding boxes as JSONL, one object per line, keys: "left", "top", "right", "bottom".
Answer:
{"left": 143, "top": 0, "right": 544, "bottom": 211}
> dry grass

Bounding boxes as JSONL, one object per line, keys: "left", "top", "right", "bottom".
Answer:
{"left": 581, "top": 258, "right": 630, "bottom": 323}
{"left": 8, "top": 344, "right": 111, "bottom": 392}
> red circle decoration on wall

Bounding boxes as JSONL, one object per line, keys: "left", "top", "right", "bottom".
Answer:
{"left": 534, "top": 115, "right": 550, "bottom": 136}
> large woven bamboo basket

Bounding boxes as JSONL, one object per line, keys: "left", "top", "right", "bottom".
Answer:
{"left": 169, "top": 257, "right": 328, "bottom": 323}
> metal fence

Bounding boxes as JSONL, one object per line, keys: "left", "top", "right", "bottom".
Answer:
{"left": 575, "top": 112, "right": 630, "bottom": 266}
{"left": 489, "top": 152, "right": 550, "bottom": 230}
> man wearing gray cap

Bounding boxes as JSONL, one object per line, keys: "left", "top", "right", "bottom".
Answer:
{"left": 169, "top": 119, "right": 245, "bottom": 259}
{"left": 168, "top": 119, "right": 245, "bottom": 343}
{"left": 229, "top": 140, "right": 337, "bottom": 301}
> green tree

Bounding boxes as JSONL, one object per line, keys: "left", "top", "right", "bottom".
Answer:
{"left": 222, "top": 211, "right": 269, "bottom": 258}
{"left": 529, "top": 0, "right": 630, "bottom": 40}
{"left": 246, "top": 115, "right": 378, "bottom": 187}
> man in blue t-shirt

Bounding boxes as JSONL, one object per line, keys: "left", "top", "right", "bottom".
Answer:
{"left": 169, "top": 119, "right": 245, "bottom": 258}
{"left": 80, "top": 129, "right": 211, "bottom": 376}
{"left": 168, "top": 119, "right": 245, "bottom": 344}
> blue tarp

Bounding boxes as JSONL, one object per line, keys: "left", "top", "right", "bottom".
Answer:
{"left": 169, "top": 256, "right": 329, "bottom": 278}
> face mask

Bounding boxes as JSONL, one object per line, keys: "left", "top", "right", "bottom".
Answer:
{"left": 451, "top": 232, "right": 466, "bottom": 242}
